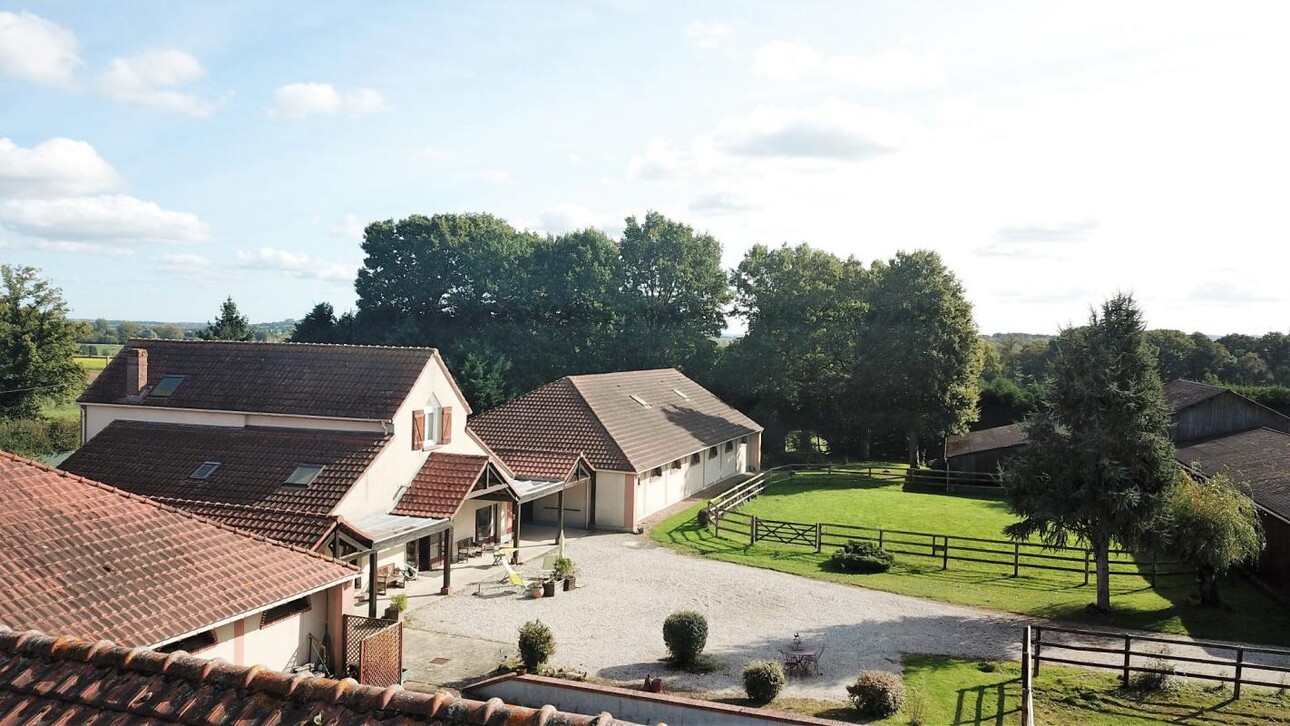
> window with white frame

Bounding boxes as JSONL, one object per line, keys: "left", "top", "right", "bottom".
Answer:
{"left": 423, "top": 394, "right": 442, "bottom": 445}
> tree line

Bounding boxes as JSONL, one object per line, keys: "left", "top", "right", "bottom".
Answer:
{"left": 289, "top": 211, "right": 984, "bottom": 465}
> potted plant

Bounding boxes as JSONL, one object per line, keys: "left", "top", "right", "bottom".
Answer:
{"left": 529, "top": 580, "right": 544, "bottom": 599}
{"left": 542, "top": 576, "right": 557, "bottom": 598}
{"left": 384, "top": 593, "right": 408, "bottom": 621}
{"left": 553, "top": 557, "right": 578, "bottom": 590}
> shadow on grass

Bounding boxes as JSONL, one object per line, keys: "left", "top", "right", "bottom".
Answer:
{"left": 953, "top": 678, "right": 1021, "bottom": 726}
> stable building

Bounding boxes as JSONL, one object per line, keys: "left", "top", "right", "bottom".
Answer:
{"left": 468, "top": 368, "right": 763, "bottom": 531}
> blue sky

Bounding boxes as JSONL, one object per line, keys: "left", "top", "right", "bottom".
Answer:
{"left": 2, "top": 1, "right": 1288, "bottom": 333}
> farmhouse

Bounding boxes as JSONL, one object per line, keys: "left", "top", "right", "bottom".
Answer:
{"left": 62, "top": 339, "right": 512, "bottom": 607}
{"left": 0, "top": 451, "right": 356, "bottom": 671}
{"left": 468, "top": 368, "right": 763, "bottom": 531}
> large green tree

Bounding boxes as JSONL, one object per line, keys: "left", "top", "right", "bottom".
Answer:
{"left": 1157, "top": 472, "right": 1264, "bottom": 607}
{"left": 291, "top": 302, "right": 338, "bottom": 343}
{"left": 0, "top": 266, "right": 86, "bottom": 419}
{"left": 856, "top": 250, "right": 982, "bottom": 465}
{"left": 1002, "top": 294, "right": 1177, "bottom": 613}
{"left": 197, "top": 297, "right": 254, "bottom": 341}
{"left": 615, "top": 211, "right": 730, "bottom": 373}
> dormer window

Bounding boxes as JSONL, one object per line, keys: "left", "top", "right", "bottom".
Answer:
{"left": 189, "top": 462, "right": 220, "bottom": 480}
{"left": 284, "top": 464, "right": 325, "bottom": 487}
{"left": 413, "top": 394, "right": 452, "bottom": 450}
{"left": 149, "top": 374, "right": 186, "bottom": 398}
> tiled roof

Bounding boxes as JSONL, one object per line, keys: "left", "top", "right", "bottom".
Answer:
{"left": 0, "top": 452, "right": 355, "bottom": 649}
{"left": 470, "top": 369, "right": 762, "bottom": 473}
{"left": 1163, "top": 379, "right": 1227, "bottom": 411}
{"left": 494, "top": 448, "right": 586, "bottom": 482}
{"left": 155, "top": 499, "right": 339, "bottom": 550}
{"left": 392, "top": 453, "right": 489, "bottom": 519}
{"left": 0, "top": 628, "right": 628, "bottom": 725}
{"left": 946, "top": 424, "right": 1026, "bottom": 458}
{"left": 61, "top": 421, "right": 388, "bottom": 523}
{"left": 1177, "top": 428, "right": 1290, "bottom": 520}
{"left": 79, "top": 339, "right": 443, "bottom": 420}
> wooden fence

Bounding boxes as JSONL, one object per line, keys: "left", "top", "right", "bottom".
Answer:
{"left": 705, "top": 466, "right": 1187, "bottom": 583}
{"left": 1030, "top": 625, "right": 1290, "bottom": 699}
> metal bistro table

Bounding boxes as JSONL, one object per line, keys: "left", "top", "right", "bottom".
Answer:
{"left": 779, "top": 642, "right": 824, "bottom": 677}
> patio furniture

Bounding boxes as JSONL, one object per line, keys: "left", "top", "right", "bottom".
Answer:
{"left": 374, "top": 564, "right": 402, "bottom": 596}
{"left": 779, "top": 640, "right": 822, "bottom": 677}
{"left": 474, "top": 560, "right": 528, "bottom": 597}
{"left": 491, "top": 545, "right": 518, "bottom": 566}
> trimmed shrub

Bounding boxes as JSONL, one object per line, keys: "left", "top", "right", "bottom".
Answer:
{"left": 742, "top": 660, "right": 785, "bottom": 704}
{"left": 662, "top": 611, "right": 708, "bottom": 665}
{"left": 1130, "top": 649, "right": 1180, "bottom": 694}
{"left": 517, "top": 620, "right": 555, "bottom": 672}
{"left": 847, "top": 670, "right": 905, "bottom": 718}
{"left": 0, "top": 418, "right": 79, "bottom": 458}
{"left": 830, "top": 540, "right": 895, "bottom": 573}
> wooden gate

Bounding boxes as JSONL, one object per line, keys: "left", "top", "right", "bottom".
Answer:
{"left": 754, "top": 517, "right": 818, "bottom": 548}
{"left": 342, "top": 614, "right": 403, "bottom": 687}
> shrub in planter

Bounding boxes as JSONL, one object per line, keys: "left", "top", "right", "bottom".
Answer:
{"left": 662, "top": 611, "right": 708, "bottom": 665}
{"left": 742, "top": 660, "right": 785, "bottom": 704}
{"left": 830, "top": 540, "right": 894, "bottom": 573}
{"left": 847, "top": 670, "right": 905, "bottom": 718}
{"left": 518, "top": 620, "right": 556, "bottom": 673}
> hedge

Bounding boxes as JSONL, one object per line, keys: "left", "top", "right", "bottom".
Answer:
{"left": 0, "top": 418, "right": 79, "bottom": 457}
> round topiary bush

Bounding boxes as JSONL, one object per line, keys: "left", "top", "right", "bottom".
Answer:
{"left": 743, "top": 660, "right": 785, "bottom": 704}
{"left": 662, "top": 610, "right": 708, "bottom": 665}
{"left": 517, "top": 620, "right": 555, "bottom": 673}
{"left": 830, "top": 540, "right": 895, "bottom": 573}
{"left": 847, "top": 670, "right": 905, "bottom": 718}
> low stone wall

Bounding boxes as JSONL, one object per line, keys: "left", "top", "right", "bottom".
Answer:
{"left": 464, "top": 673, "right": 848, "bottom": 726}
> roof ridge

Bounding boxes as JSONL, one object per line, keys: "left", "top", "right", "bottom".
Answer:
{"left": 0, "top": 451, "right": 356, "bottom": 573}
{"left": 126, "top": 337, "right": 440, "bottom": 353}
{"left": 562, "top": 377, "right": 637, "bottom": 471}
{"left": 105, "top": 418, "right": 391, "bottom": 439}
{"left": 565, "top": 367, "right": 680, "bottom": 381}
{"left": 154, "top": 497, "right": 340, "bottom": 517}
{"left": 0, "top": 628, "right": 621, "bottom": 725}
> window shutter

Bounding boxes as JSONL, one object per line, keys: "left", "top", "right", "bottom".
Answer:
{"left": 440, "top": 406, "right": 453, "bottom": 444}
{"left": 412, "top": 410, "right": 425, "bottom": 450}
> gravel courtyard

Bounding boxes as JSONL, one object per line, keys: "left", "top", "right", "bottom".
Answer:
{"left": 406, "top": 531, "right": 1029, "bottom": 700}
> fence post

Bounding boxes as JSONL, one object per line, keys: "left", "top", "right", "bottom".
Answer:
{"left": 714, "top": 512, "right": 720, "bottom": 538}
{"left": 750, "top": 516, "right": 758, "bottom": 546}
{"left": 1013, "top": 542, "right": 1020, "bottom": 578}
{"left": 1121, "top": 635, "right": 1132, "bottom": 688}
{"left": 1032, "top": 627, "right": 1041, "bottom": 676}
{"left": 1234, "top": 647, "right": 1244, "bottom": 699}
{"left": 1020, "top": 626, "right": 1034, "bottom": 726}
{"left": 1083, "top": 550, "right": 1091, "bottom": 586}
{"left": 941, "top": 536, "right": 949, "bottom": 570}
{"left": 1150, "top": 556, "right": 1158, "bottom": 587}
{"left": 815, "top": 522, "right": 822, "bottom": 553}
{"left": 878, "top": 529, "right": 884, "bottom": 549}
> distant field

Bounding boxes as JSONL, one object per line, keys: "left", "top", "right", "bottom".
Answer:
{"left": 74, "top": 356, "right": 110, "bottom": 371}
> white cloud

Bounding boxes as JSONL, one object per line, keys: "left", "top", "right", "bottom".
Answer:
{"left": 474, "top": 169, "right": 511, "bottom": 184}
{"left": 270, "top": 83, "right": 390, "bottom": 118}
{"left": 977, "top": 220, "right": 1099, "bottom": 259}
{"left": 97, "top": 50, "right": 221, "bottom": 117}
{"left": 627, "top": 138, "right": 691, "bottom": 181}
{"left": 685, "top": 21, "right": 730, "bottom": 50}
{"left": 753, "top": 41, "right": 944, "bottom": 91}
{"left": 153, "top": 252, "right": 214, "bottom": 278}
{"left": 689, "top": 192, "right": 761, "bottom": 214}
{"left": 234, "top": 247, "right": 357, "bottom": 281}
{"left": 712, "top": 100, "right": 904, "bottom": 160}
{"left": 0, "top": 137, "right": 121, "bottom": 197}
{"left": 0, "top": 11, "right": 81, "bottom": 87}
{"left": 0, "top": 194, "right": 210, "bottom": 243}
{"left": 415, "top": 146, "right": 453, "bottom": 161}
{"left": 0, "top": 237, "right": 134, "bottom": 258}
{"left": 331, "top": 213, "right": 365, "bottom": 241}
{"left": 536, "top": 204, "right": 603, "bottom": 235}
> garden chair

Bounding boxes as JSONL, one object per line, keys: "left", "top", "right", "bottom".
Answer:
{"left": 802, "top": 643, "right": 825, "bottom": 676}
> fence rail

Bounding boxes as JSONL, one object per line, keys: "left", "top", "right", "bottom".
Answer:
{"left": 1030, "top": 625, "right": 1290, "bottom": 698}
{"left": 704, "top": 466, "right": 1187, "bottom": 583}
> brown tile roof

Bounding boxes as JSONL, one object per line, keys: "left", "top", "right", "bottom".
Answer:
{"left": 0, "top": 628, "right": 628, "bottom": 725}
{"left": 470, "top": 369, "right": 762, "bottom": 473}
{"left": 946, "top": 423, "right": 1026, "bottom": 458}
{"left": 79, "top": 339, "right": 447, "bottom": 420}
{"left": 0, "top": 452, "right": 355, "bottom": 649}
{"left": 1163, "top": 379, "right": 1227, "bottom": 411}
{"left": 493, "top": 448, "right": 586, "bottom": 482}
{"left": 1177, "top": 428, "right": 1290, "bottom": 520}
{"left": 155, "top": 499, "right": 339, "bottom": 550}
{"left": 391, "top": 453, "right": 489, "bottom": 519}
{"left": 61, "top": 421, "right": 389, "bottom": 526}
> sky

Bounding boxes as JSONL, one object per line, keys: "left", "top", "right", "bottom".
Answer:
{"left": 2, "top": 1, "right": 1288, "bottom": 335}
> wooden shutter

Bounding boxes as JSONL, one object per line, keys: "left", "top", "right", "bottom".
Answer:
{"left": 412, "top": 409, "right": 425, "bottom": 450}
{"left": 440, "top": 407, "right": 453, "bottom": 444}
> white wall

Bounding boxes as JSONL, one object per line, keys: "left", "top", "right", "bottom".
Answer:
{"left": 169, "top": 587, "right": 334, "bottom": 670}
{"left": 593, "top": 472, "right": 628, "bottom": 530}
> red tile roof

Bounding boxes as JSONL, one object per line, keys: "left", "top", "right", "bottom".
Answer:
{"left": 79, "top": 339, "right": 451, "bottom": 420}
{"left": 493, "top": 448, "right": 586, "bottom": 482}
{"left": 391, "top": 453, "right": 490, "bottom": 519}
{"left": 61, "top": 421, "right": 388, "bottom": 528}
{"left": 469, "top": 369, "right": 761, "bottom": 473}
{"left": 1177, "top": 428, "right": 1290, "bottom": 520}
{"left": 0, "top": 629, "right": 627, "bottom": 725}
{"left": 0, "top": 452, "right": 355, "bottom": 648}
{"left": 155, "top": 499, "right": 339, "bottom": 550}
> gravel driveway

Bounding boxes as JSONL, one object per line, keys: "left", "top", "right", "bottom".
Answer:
{"left": 407, "top": 531, "right": 1029, "bottom": 700}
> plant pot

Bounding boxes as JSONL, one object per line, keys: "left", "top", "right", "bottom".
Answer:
{"left": 563, "top": 575, "right": 577, "bottom": 591}
{"left": 383, "top": 605, "right": 403, "bottom": 621}
{"left": 543, "top": 579, "right": 557, "bottom": 598}
{"left": 530, "top": 586, "right": 543, "bottom": 599}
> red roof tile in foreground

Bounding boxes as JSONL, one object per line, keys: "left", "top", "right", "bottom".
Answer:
{"left": 0, "top": 452, "right": 355, "bottom": 648}
{"left": 0, "top": 628, "right": 628, "bottom": 725}
{"left": 79, "top": 339, "right": 454, "bottom": 420}
{"left": 392, "top": 453, "right": 490, "bottom": 519}
{"left": 470, "top": 369, "right": 761, "bottom": 473}
{"left": 155, "top": 498, "right": 340, "bottom": 550}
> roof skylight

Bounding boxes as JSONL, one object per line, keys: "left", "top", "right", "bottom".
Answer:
{"left": 148, "top": 374, "right": 186, "bottom": 398}
{"left": 284, "top": 464, "right": 325, "bottom": 487}
{"left": 672, "top": 387, "right": 689, "bottom": 400}
{"left": 629, "top": 394, "right": 650, "bottom": 408}
{"left": 189, "top": 461, "right": 220, "bottom": 480}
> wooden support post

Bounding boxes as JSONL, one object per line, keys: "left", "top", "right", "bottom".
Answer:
{"left": 878, "top": 529, "right": 884, "bottom": 549}
{"left": 557, "top": 488, "right": 565, "bottom": 544}
{"left": 1121, "top": 635, "right": 1132, "bottom": 687}
{"left": 1032, "top": 627, "right": 1042, "bottom": 677}
{"left": 367, "top": 551, "right": 378, "bottom": 618}
{"left": 750, "top": 515, "right": 758, "bottom": 545}
{"left": 441, "top": 527, "right": 453, "bottom": 595}
{"left": 815, "top": 522, "right": 822, "bottom": 553}
{"left": 1083, "top": 550, "right": 1091, "bottom": 586}
{"left": 941, "top": 536, "right": 949, "bottom": 570}
{"left": 1020, "top": 627, "right": 1034, "bottom": 726}
{"left": 1234, "top": 647, "right": 1244, "bottom": 699}
{"left": 588, "top": 471, "right": 598, "bottom": 531}
{"left": 1013, "top": 542, "right": 1020, "bottom": 578}
{"left": 511, "top": 505, "right": 522, "bottom": 565}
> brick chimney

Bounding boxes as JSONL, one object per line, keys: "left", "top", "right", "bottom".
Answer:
{"left": 124, "top": 348, "right": 147, "bottom": 396}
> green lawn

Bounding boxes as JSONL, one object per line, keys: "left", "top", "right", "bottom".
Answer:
{"left": 74, "top": 355, "right": 110, "bottom": 371}
{"left": 653, "top": 469, "right": 1290, "bottom": 646}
